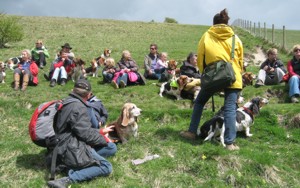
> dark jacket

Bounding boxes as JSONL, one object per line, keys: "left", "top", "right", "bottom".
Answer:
{"left": 260, "top": 59, "right": 287, "bottom": 76}
{"left": 55, "top": 93, "right": 107, "bottom": 169}
{"left": 180, "top": 61, "right": 201, "bottom": 78}
{"left": 87, "top": 95, "right": 108, "bottom": 126}
{"left": 116, "top": 58, "right": 138, "bottom": 72}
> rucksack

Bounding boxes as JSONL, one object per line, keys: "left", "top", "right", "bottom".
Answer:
{"left": 29, "top": 99, "right": 76, "bottom": 148}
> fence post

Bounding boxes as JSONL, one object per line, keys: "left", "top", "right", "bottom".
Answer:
{"left": 258, "top": 22, "right": 261, "bottom": 37}
{"left": 254, "top": 22, "right": 256, "bottom": 35}
{"left": 250, "top": 21, "right": 252, "bottom": 34}
{"left": 283, "top": 25, "right": 286, "bottom": 50}
{"left": 272, "top": 24, "right": 274, "bottom": 43}
{"left": 264, "top": 22, "right": 267, "bottom": 40}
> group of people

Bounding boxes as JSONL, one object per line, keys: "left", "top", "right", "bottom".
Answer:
{"left": 2, "top": 8, "right": 300, "bottom": 188}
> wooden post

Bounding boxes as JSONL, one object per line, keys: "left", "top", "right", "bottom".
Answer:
{"left": 272, "top": 24, "right": 274, "bottom": 43}
{"left": 250, "top": 21, "right": 252, "bottom": 34}
{"left": 264, "top": 22, "right": 267, "bottom": 40}
{"left": 283, "top": 26, "right": 286, "bottom": 50}
{"left": 258, "top": 22, "right": 261, "bottom": 37}
{"left": 254, "top": 22, "right": 256, "bottom": 35}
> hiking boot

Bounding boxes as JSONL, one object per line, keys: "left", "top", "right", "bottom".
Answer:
{"left": 291, "top": 96, "right": 299, "bottom": 103}
{"left": 179, "top": 131, "right": 196, "bottom": 140}
{"left": 111, "top": 80, "right": 118, "bottom": 89}
{"left": 255, "top": 80, "right": 264, "bottom": 87}
{"left": 120, "top": 80, "right": 126, "bottom": 88}
{"left": 47, "top": 176, "right": 72, "bottom": 188}
{"left": 226, "top": 144, "right": 240, "bottom": 151}
{"left": 44, "top": 73, "right": 50, "bottom": 81}
{"left": 39, "top": 62, "right": 44, "bottom": 69}
{"left": 50, "top": 79, "right": 56, "bottom": 87}
{"left": 60, "top": 79, "right": 66, "bottom": 86}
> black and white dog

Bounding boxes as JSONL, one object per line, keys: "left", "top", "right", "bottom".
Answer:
{"left": 158, "top": 75, "right": 191, "bottom": 100}
{"left": 199, "top": 97, "right": 269, "bottom": 147}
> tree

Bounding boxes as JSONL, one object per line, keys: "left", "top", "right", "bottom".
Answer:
{"left": 164, "top": 17, "right": 178, "bottom": 24}
{"left": 0, "top": 13, "right": 23, "bottom": 48}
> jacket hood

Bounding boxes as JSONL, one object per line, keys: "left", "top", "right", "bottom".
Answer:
{"left": 207, "top": 24, "right": 234, "bottom": 40}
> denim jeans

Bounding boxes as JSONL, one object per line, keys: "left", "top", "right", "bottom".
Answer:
{"left": 68, "top": 148, "right": 112, "bottom": 182}
{"left": 117, "top": 73, "right": 128, "bottom": 85}
{"left": 288, "top": 75, "right": 300, "bottom": 97}
{"left": 102, "top": 72, "right": 114, "bottom": 83}
{"left": 95, "top": 142, "right": 117, "bottom": 157}
{"left": 188, "top": 88, "right": 240, "bottom": 145}
{"left": 52, "top": 67, "right": 67, "bottom": 81}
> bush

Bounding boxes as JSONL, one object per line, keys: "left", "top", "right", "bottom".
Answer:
{"left": 164, "top": 17, "right": 178, "bottom": 24}
{"left": 0, "top": 13, "right": 23, "bottom": 48}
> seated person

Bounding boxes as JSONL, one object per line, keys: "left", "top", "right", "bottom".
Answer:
{"left": 155, "top": 52, "right": 168, "bottom": 80}
{"left": 102, "top": 57, "right": 116, "bottom": 83}
{"left": 86, "top": 48, "right": 111, "bottom": 76}
{"left": 255, "top": 48, "right": 287, "bottom": 87}
{"left": 111, "top": 50, "right": 145, "bottom": 89}
{"left": 144, "top": 44, "right": 160, "bottom": 79}
{"left": 31, "top": 39, "right": 50, "bottom": 69}
{"left": 49, "top": 50, "right": 74, "bottom": 87}
{"left": 180, "top": 52, "right": 201, "bottom": 101}
{"left": 44, "top": 43, "right": 75, "bottom": 81}
{"left": 286, "top": 44, "right": 300, "bottom": 103}
{"left": 13, "top": 49, "right": 39, "bottom": 91}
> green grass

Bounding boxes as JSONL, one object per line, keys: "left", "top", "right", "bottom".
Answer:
{"left": 1, "top": 16, "right": 300, "bottom": 187}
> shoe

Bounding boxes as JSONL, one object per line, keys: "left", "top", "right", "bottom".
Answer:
{"left": 255, "top": 80, "right": 264, "bottom": 87}
{"left": 291, "top": 96, "right": 299, "bottom": 103}
{"left": 47, "top": 176, "right": 72, "bottom": 188}
{"left": 39, "top": 63, "right": 44, "bottom": 69}
{"left": 111, "top": 80, "right": 119, "bottom": 89}
{"left": 226, "top": 144, "right": 240, "bottom": 151}
{"left": 50, "top": 79, "right": 56, "bottom": 87}
{"left": 44, "top": 73, "right": 50, "bottom": 81}
{"left": 120, "top": 80, "right": 126, "bottom": 88}
{"left": 179, "top": 131, "right": 196, "bottom": 140}
{"left": 60, "top": 79, "right": 66, "bottom": 86}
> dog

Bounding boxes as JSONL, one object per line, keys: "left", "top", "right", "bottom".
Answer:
{"left": 91, "top": 48, "right": 111, "bottom": 77}
{"left": 159, "top": 75, "right": 191, "bottom": 100}
{"left": 107, "top": 103, "right": 142, "bottom": 144}
{"left": 159, "top": 59, "right": 180, "bottom": 82}
{"left": 0, "top": 61, "right": 6, "bottom": 83}
{"left": 5, "top": 56, "right": 21, "bottom": 70}
{"left": 71, "top": 57, "right": 86, "bottom": 82}
{"left": 200, "top": 97, "right": 269, "bottom": 147}
{"left": 242, "top": 72, "right": 256, "bottom": 88}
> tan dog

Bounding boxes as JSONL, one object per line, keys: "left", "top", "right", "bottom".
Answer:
{"left": 167, "top": 59, "right": 180, "bottom": 77}
{"left": 71, "top": 57, "right": 86, "bottom": 82}
{"left": 242, "top": 72, "right": 256, "bottom": 88}
{"left": 107, "top": 103, "right": 142, "bottom": 144}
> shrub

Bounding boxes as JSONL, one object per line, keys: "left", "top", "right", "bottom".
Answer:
{"left": 164, "top": 17, "right": 178, "bottom": 24}
{"left": 0, "top": 13, "right": 24, "bottom": 48}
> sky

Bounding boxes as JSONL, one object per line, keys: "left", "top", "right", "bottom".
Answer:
{"left": 0, "top": 0, "right": 299, "bottom": 30}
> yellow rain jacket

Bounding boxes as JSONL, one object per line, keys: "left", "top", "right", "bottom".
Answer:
{"left": 197, "top": 24, "right": 244, "bottom": 89}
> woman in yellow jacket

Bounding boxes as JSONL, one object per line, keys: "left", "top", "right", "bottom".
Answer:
{"left": 180, "top": 9, "right": 244, "bottom": 151}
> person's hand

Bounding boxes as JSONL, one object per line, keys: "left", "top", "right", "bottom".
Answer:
{"left": 102, "top": 125, "right": 115, "bottom": 134}
{"left": 263, "top": 65, "right": 269, "bottom": 71}
{"left": 269, "top": 67, "right": 275, "bottom": 72}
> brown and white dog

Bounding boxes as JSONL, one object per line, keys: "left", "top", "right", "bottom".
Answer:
{"left": 91, "top": 48, "right": 111, "bottom": 77}
{"left": 0, "top": 61, "right": 6, "bottom": 83}
{"left": 199, "top": 97, "right": 269, "bottom": 147}
{"left": 107, "top": 103, "right": 142, "bottom": 144}
{"left": 71, "top": 57, "right": 86, "bottom": 82}
{"left": 159, "top": 75, "right": 191, "bottom": 100}
{"left": 242, "top": 72, "right": 256, "bottom": 88}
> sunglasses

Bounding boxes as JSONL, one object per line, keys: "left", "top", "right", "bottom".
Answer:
{"left": 294, "top": 49, "right": 300, "bottom": 52}
{"left": 150, "top": 48, "right": 156, "bottom": 50}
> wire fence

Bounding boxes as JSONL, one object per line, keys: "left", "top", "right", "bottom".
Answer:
{"left": 232, "top": 19, "right": 300, "bottom": 53}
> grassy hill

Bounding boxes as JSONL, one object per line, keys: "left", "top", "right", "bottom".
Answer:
{"left": 0, "top": 16, "right": 300, "bottom": 187}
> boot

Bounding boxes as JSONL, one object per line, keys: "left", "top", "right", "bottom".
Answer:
{"left": 21, "top": 74, "right": 29, "bottom": 91}
{"left": 50, "top": 79, "right": 56, "bottom": 87}
{"left": 47, "top": 176, "right": 72, "bottom": 188}
{"left": 14, "top": 73, "right": 20, "bottom": 91}
{"left": 60, "top": 78, "right": 66, "bottom": 86}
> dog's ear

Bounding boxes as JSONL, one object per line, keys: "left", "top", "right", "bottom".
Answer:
{"left": 252, "top": 103, "right": 260, "bottom": 115}
{"left": 121, "top": 104, "right": 130, "bottom": 126}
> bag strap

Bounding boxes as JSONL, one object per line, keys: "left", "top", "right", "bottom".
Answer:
{"left": 231, "top": 35, "right": 235, "bottom": 60}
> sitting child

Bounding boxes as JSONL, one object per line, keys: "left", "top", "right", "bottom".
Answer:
{"left": 102, "top": 57, "right": 116, "bottom": 83}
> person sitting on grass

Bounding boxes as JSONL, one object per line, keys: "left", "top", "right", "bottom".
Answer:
{"left": 31, "top": 39, "right": 50, "bottom": 69}
{"left": 255, "top": 48, "right": 287, "bottom": 87}
{"left": 111, "top": 50, "right": 146, "bottom": 89}
{"left": 47, "top": 79, "right": 114, "bottom": 188}
{"left": 102, "top": 57, "right": 117, "bottom": 83}
{"left": 286, "top": 44, "right": 300, "bottom": 103}
{"left": 49, "top": 50, "right": 74, "bottom": 87}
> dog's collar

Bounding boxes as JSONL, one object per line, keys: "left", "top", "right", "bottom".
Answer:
{"left": 243, "top": 107, "right": 254, "bottom": 120}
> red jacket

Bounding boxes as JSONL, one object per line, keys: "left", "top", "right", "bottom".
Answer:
{"left": 30, "top": 62, "right": 39, "bottom": 85}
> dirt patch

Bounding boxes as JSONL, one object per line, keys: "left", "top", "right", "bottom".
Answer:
{"left": 244, "top": 46, "right": 266, "bottom": 67}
